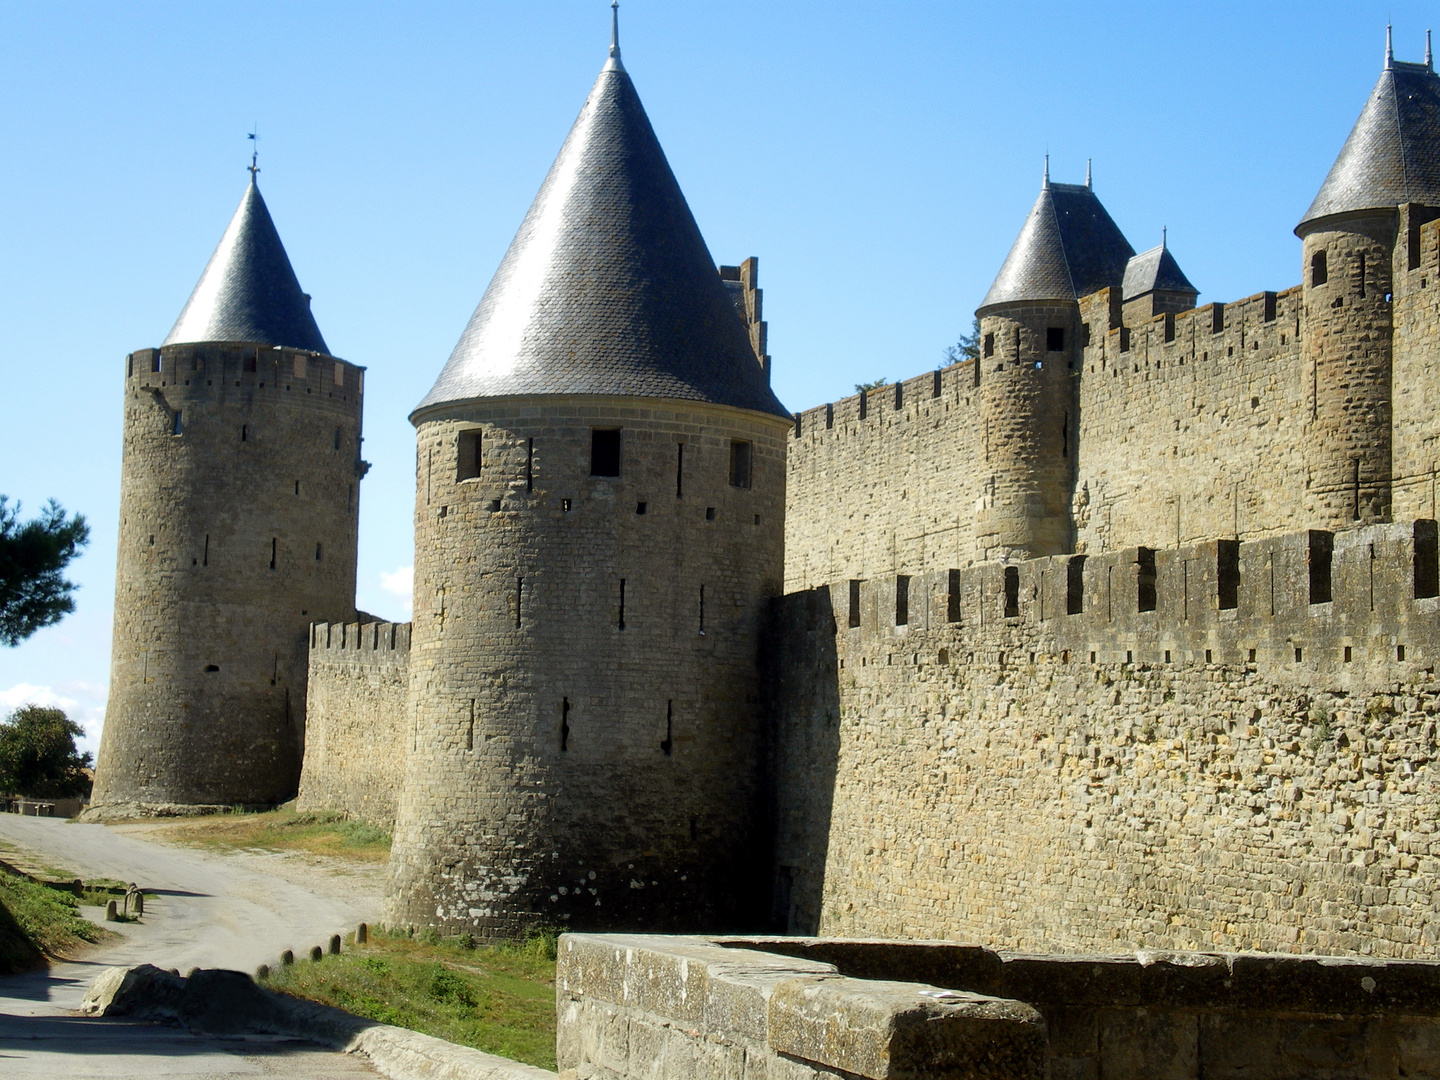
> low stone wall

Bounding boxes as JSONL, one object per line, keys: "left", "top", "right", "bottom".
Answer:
{"left": 297, "top": 620, "right": 411, "bottom": 828}
{"left": 556, "top": 933, "right": 1046, "bottom": 1080}
{"left": 560, "top": 935, "right": 1440, "bottom": 1080}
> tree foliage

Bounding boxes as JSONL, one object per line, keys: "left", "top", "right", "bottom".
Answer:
{"left": 854, "top": 378, "right": 889, "bottom": 393}
{"left": 0, "top": 498, "right": 89, "bottom": 647}
{"left": 943, "top": 317, "right": 982, "bottom": 366}
{"left": 0, "top": 705, "right": 93, "bottom": 799}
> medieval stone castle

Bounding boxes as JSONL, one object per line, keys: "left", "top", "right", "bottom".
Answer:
{"left": 88, "top": 23, "right": 1440, "bottom": 958}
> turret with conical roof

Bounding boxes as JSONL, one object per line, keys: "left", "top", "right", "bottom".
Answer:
{"left": 1121, "top": 233, "right": 1198, "bottom": 321}
{"left": 91, "top": 173, "right": 366, "bottom": 816}
{"left": 971, "top": 165, "right": 1133, "bottom": 561}
{"left": 1293, "top": 29, "right": 1440, "bottom": 526}
{"left": 384, "top": 16, "right": 789, "bottom": 938}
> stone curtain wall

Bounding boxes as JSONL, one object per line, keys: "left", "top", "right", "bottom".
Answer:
{"left": 1391, "top": 210, "right": 1440, "bottom": 521}
{"left": 771, "top": 521, "right": 1440, "bottom": 958}
{"left": 296, "top": 620, "right": 411, "bottom": 828}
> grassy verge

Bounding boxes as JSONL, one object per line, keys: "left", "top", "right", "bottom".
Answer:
{"left": 0, "top": 864, "right": 108, "bottom": 973}
{"left": 128, "top": 809, "right": 391, "bottom": 862}
{"left": 262, "top": 929, "right": 557, "bottom": 1069}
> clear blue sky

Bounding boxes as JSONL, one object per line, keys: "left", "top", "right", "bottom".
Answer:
{"left": 0, "top": 0, "right": 1421, "bottom": 752}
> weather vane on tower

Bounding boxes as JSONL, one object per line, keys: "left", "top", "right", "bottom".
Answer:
{"left": 248, "top": 126, "right": 260, "bottom": 179}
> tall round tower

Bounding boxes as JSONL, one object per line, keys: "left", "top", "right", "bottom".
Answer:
{"left": 973, "top": 165, "right": 1134, "bottom": 561}
{"left": 91, "top": 175, "right": 365, "bottom": 814}
{"left": 1296, "top": 32, "right": 1440, "bottom": 525}
{"left": 384, "top": 22, "right": 790, "bottom": 936}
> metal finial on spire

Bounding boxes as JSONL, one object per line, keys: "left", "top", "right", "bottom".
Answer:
{"left": 1386, "top": 23, "right": 1394, "bottom": 69}
{"left": 604, "top": 0, "right": 626, "bottom": 72}
{"left": 247, "top": 126, "right": 260, "bottom": 181}
{"left": 1043, "top": 154, "right": 1050, "bottom": 188}
{"left": 1427, "top": 29, "right": 1433, "bottom": 69}
{"left": 1162, "top": 225, "right": 1167, "bottom": 247}
{"left": 1085, "top": 158, "right": 1092, "bottom": 189}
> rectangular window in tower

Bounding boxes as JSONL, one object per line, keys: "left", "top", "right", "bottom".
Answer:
{"left": 269, "top": 538, "right": 277, "bottom": 570}
{"left": 243, "top": 353, "right": 257, "bottom": 373}
{"left": 241, "top": 425, "right": 248, "bottom": 442}
{"left": 1136, "top": 547, "right": 1157, "bottom": 612}
{"left": 1357, "top": 253, "right": 1367, "bottom": 298}
{"left": 1004, "top": 566, "right": 1020, "bottom": 618}
{"left": 1211, "top": 303, "right": 1225, "bottom": 334}
{"left": 315, "top": 543, "right": 323, "bottom": 562}
{"left": 1217, "top": 539, "right": 1240, "bottom": 610}
{"left": 152, "top": 352, "right": 162, "bottom": 373}
{"left": 203, "top": 535, "right": 209, "bottom": 566}
{"left": 825, "top": 403, "right": 834, "bottom": 429}
{"left": 661, "top": 700, "right": 673, "bottom": 756}
{"left": 983, "top": 332, "right": 995, "bottom": 358}
{"left": 560, "top": 698, "right": 570, "bottom": 752}
{"left": 591, "top": 429, "right": 621, "bottom": 476}
{"left": 466, "top": 699, "right": 475, "bottom": 751}
{"left": 171, "top": 411, "right": 183, "bottom": 436}
{"left": 1309, "top": 530, "right": 1334, "bottom": 604}
{"left": 729, "top": 440, "right": 753, "bottom": 488}
{"left": 848, "top": 579, "right": 862, "bottom": 628}
{"left": 1415, "top": 519, "right": 1439, "bottom": 598}
{"left": 457, "top": 430, "right": 482, "bottom": 481}
{"left": 698, "top": 584, "right": 706, "bottom": 635}
{"left": 1066, "top": 555, "right": 1086, "bottom": 615}
{"left": 516, "top": 576, "right": 524, "bottom": 628}
{"left": 894, "top": 382, "right": 904, "bottom": 410}
{"left": 676, "top": 443, "right": 684, "bottom": 498}
{"left": 895, "top": 575, "right": 910, "bottom": 626}
{"left": 947, "top": 568, "right": 961, "bottom": 622}
{"left": 1046, "top": 328, "right": 1065, "bottom": 351}
{"left": 1312, "top": 250, "right": 1328, "bottom": 285}
{"left": 618, "top": 578, "right": 626, "bottom": 630}
{"left": 932, "top": 369, "right": 942, "bottom": 398}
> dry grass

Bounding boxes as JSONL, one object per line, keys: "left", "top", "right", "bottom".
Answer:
{"left": 262, "top": 928, "right": 558, "bottom": 1068}
{"left": 127, "top": 808, "right": 391, "bottom": 862}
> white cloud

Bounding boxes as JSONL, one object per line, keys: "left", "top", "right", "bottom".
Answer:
{"left": 379, "top": 564, "right": 414, "bottom": 617}
{"left": 0, "top": 682, "right": 106, "bottom": 758}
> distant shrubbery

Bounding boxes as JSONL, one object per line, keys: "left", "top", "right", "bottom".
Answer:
{"left": 0, "top": 705, "right": 92, "bottom": 799}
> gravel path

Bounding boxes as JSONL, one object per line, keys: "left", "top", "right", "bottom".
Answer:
{"left": 0, "top": 814, "right": 385, "bottom": 1078}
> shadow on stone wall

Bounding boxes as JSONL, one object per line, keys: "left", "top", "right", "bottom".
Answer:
{"left": 764, "top": 585, "right": 841, "bottom": 934}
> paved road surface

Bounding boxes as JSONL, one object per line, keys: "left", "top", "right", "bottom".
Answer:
{"left": 0, "top": 814, "right": 386, "bottom": 1078}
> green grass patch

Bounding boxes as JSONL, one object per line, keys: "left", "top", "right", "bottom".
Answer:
{"left": 262, "top": 929, "right": 557, "bottom": 1068}
{"left": 130, "top": 808, "right": 391, "bottom": 862}
{"left": 0, "top": 865, "right": 106, "bottom": 973}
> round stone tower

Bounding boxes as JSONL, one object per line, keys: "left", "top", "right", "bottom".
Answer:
{"left": 91, "top": 175, "right": 364, "bottom": 814}
{"left": 973, "top": 165, "right": 1134, "bottom": 561}
{"left": 384, "top": 23, "right": 790, "bottom": 936}
{"left": 1295, "top": 32, "right": 1440, "bottom": 526}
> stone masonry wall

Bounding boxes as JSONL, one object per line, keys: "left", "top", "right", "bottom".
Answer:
{"left": 296, "top": 620, "right": 411, "bottom": 828}
{"left": 771, "top": 520, "right": 1440, "bottom": 959}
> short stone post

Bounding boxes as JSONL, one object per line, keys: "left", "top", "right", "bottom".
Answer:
{"left": 328, "top": 934, "right": 341, "bottom": 955}
{"left": 130, "top": 890, "right": 143, "bottom": 916}
{"left": 309, "top": 945, "right": 323, "bottom": 962}
{"left": 71, "top": 878, "right": 83, "bottom": 897}
{"left": 280, "top": 949, "right": 294, "bottom": 966}
{"left": 104, "top": 900, "right": 117, "bottom": 922}
{"left": 356, "top": 922, "right": 368, "bottom": 944}
{"left": 255, "top": 964, "right": 270, "bottom": 981}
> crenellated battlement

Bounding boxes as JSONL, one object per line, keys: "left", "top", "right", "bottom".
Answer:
{"left": 309, "top": 620, "right": 411, "bottom": 657}
{"left": 125, "top": 343, "right": 365, "bottom": 409}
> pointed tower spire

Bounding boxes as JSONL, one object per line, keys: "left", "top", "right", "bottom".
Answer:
{"left": 604, "top": 0, "right": 625, "bottom": 73}
{"left": 1387, "top": 23, "right": 1394, "bottom": 69}
{"left": 1085, "top": 158, "right": 1092, "bottom": 189}
{"left": 163, "top": 178, "right": 329, "bottom": 353}
{"left": 1042, "top": 154, "right": 1050, "bottom": 188}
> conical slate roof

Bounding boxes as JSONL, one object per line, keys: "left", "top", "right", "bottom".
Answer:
{"left": 978, "top": 179, "right": 1134, "bottom": 314}
{"left": 1122, "top": 239, "right": 1197, "bottom": 301}
{"left": 414, "top": 50, "right": 786, "bottom": 420}
{"left": 1298, "top": 55, "right": 1440, "bottom": 231}
{"left": 163, "top": 178, "right": 329, "bottom": 354}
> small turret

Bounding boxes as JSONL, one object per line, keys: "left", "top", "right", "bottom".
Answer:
{"left": 91, "top": 174, "right": 365, "bottom": 815}
{"left": 973, "top": 167, "right": 1134, "bottom": 561}
{"left": 1121, "top": 231, "right": 1198, "bottom": 321}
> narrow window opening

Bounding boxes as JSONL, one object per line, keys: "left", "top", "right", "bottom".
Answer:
{"left": 241, "top": 424, "right": 248, "bottom": 442}
{"left": 562, "top": 498, "right": 572, "bottom": 512}
{"left": 516, "top": 576, "right": 523, "bottom": 628}
{"left": 825, "top": 403, "right": 834, "bottom": 430}
{"left": 203, "top": 535, "right": 209, "bottom": 566}
{"left": 618, "top": 578, "right": 626, "bottom": 630}
{"left": 1415, "top": 519, "right": 1439, "bottom": 598}
{"left": 269, "top": 538, "right": 277, "bottom": 570}
{"left": 1119, "top": 327, "right": 1131, "bottom": 352}
{"left": 947, "top": 568, "right": 961, "bottom": 623}
{"left": 705, "top": 507, "right": 716, "bottom": 521}
{"left": 204, "top": 664, "right": 219, "bottom": 672}
{"left": 1165, "top": 650, "right": 1172, "bottom": 663}
{"left": 315, "top": 543, "right": 323, "bottom": 562}
{"left": 151, "top": 352, "right": 162, "bottom": 373}
{"left": 754, "top": 514, "right": 761, "bottom": 525}
{"left": 1126, "top": 651, "right": 1133, "bottom": 664}
{"left": 1398, "top": 644, "right": 1407, "bottom": 662}
{"left": 858, "top": 389, "right": 868, "bottom": 420}
{"left": 171, "top": 411, "right": 183, "bottom": 436}
{"left": 676, "top": 444, "right": 685, "bottom": 498}
{"left": 983, "top": 332, "right": 995, "bottom": 358}
{"left": 1357, "top": 252, "right": 1367, "bottom": 298}
{"left": 1311, "top": 250, "right": 1328, "bottom": 286}
{"left": 1081, "top": 324, "right": 1092, "bottom": 347}
{"left": 1309, "top": 530, "right": 1334, "bottom": 604}
{"left": 333, "top": 427, "right": 342, "bottom": 450}
{"left": 661, "top": 701, "right": 673, "bottom": 756}
{"left": 457, "top": 430, "right": 482, "bottom": 481}
{"left": 894, "top": 382, "right": 903, "bottom": 410}
{"left": 1249, "top": 648, "right": 1257, "bottom": 662}
{"left": 1164, "top": 314, "right": 1175, "bottom": 343}
{"left": 467, "top": 700, "right": 475, "bottom": 750}
{"left": 932, "top": 370, "right": 942, "bottom": 398}
{"left": 1046, "top": 327, "right": 1065, "bottom": 351}
{"left": 1217, "top": 539, "right": 1240, "bottom": 610}
{"left": 591, "top": 429, "right": 621, "bottom": 477}
{"left": 1344, "top": 645, "right": 1353, "bottom": 663}
{"left": 295, "top": 480, "right": 300, "bottom": 495}
{"left": 636, "top": 502, "right": 647, "bottom": 515}
{"left": 848, "top": 579, "right": 862, "bottom": 628}
{"left": 1205, "top": 648, "right": 1213, "bottom": 663}
{"left": 895, "top": 575, "right": 910, "bottom": 626}
{"left": 794, "top": 412, "right": 803, "bottom": 436}
{"left": 1061, "top": 412, "right": 1069, "bottom": 458}
{"left": 1211, "top": 303, "right": 1225, "bottom": 334}
{"left": 1066, "top": 555, "right": 1086, "bottom": 615}
{"left": 1136, "top": 547, "right": 1157, "bottom": 612}
{"left": 699, "top": 584, "right": 706, "bottom": 635}
{"left": 1003, "top": 566, "right": 1019, "bottom": 618}
{"left": 560, "top": 698, "right": 570, "bottom": 752}
{"left": 526, "top": 438, "right": 534, "bottom": 493}
{"left": 1295, "top": 647, "right": 1303, "bottom": 663}
{"left": 729, "top": 440, "right": 753, "bottom": 488}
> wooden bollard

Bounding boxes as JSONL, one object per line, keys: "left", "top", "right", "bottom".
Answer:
{"left": 356, "top": 922, "right": 368, "bottom": 944}
{"left": 328, "top": 934, "right": 341, "bottom": 955}
{"left": 104, "top": 900, "right": 118, "bottom": 922}
{"left": 255, "top": 964, "right": 270, "bottom": 981}
{"left": 309, "top": 945, "right": 323, "bottom": 962}
{"left": 280, "top": 949, "right": 294, "bottom": 966}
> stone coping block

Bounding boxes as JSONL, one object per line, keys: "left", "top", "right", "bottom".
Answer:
{"left": 557, "top": 934, "right": 1045, "bottom": 1080}
{"left": 83, "top": 964, "right": 555, "bottom": 1080}
{"left": 717, "top": 938, "right": 1440, "bottom": 1016}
